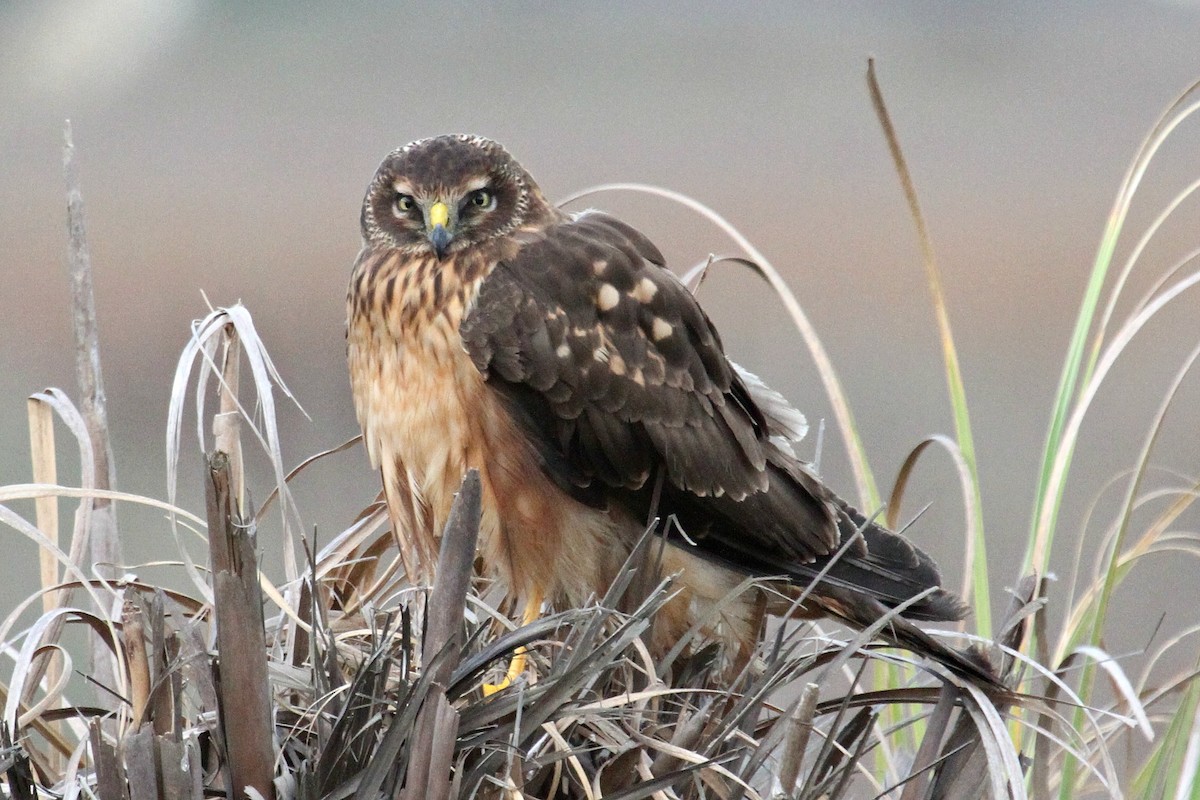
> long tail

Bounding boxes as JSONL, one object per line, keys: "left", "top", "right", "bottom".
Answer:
{"left": 810, "top": 581, "right": 1000, "bottom": 687}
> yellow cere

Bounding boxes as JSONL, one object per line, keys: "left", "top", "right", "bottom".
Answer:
{"left": 429, "top": 201, "right": 450, "bottom": 229}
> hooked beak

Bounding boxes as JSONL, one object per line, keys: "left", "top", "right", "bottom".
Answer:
{"left": 427, "top": 200, "right": 452, "bottom": 258}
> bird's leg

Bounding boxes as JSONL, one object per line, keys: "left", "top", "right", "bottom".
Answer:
{"left": 482, "top": 589, "right": 543, "bottom": 696}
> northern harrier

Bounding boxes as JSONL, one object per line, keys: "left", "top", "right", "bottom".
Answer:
{"left": 347, "top": 135, "right": 992, "bottom": 690}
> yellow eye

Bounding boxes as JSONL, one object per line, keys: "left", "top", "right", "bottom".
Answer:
{"left": 468, "top": 189, "right": 494, "bottom": 209}
{"left": 393, "top": 193, "right": 416, "bottom": 215}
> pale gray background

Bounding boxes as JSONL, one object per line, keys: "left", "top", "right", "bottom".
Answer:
{"left": 3, "top": 2, "right": 1200, "bottom": 679}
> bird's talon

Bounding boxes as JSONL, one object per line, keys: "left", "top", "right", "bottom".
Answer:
{"left": 482, "top": 648, "right": 529, "bottom": 696}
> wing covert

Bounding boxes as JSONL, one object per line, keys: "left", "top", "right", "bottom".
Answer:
{"left": 461, "top": 211, "right": 770, "bottom": 502}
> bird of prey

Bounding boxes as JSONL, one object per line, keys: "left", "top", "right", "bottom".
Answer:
{"left": 346, "top": 134, "right": 992, "bottom": 690}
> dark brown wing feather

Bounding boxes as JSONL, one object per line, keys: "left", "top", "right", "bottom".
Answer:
{"left": 463, "top": 212, "right": 772, "bottom": 502}
{"left": 460, "top": 211, "right": 967, "bottom": 624}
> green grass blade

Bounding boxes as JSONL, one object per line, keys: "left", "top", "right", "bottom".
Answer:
{"left": 1027, "top": 79, "right": 1200, "bottom": 579}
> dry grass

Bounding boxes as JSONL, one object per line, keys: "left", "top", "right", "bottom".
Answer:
{"left": 0, "top": 363, "right": 1036, "bottom": 798}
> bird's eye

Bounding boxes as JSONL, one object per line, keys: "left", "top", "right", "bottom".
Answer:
{"left": 393, "top": 193, "right": 416, "bottom": 216}
{"left": 467, "top": 189, "right": 495, "bottom": 210}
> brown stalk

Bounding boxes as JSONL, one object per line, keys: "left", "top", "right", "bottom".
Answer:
{"left": 122, "top": 725, "right": 156, "bottom": 800}
{"left": 89, "top": 719, "right": 127, "bottom": 800}
{"left": 64, "top": 121, "right": 122, "bottom": 705}
{"left": 25, "top": 397, "right": 64, "bottom": 773}
{"left": 206, "top": 451, "right": 275, "bottom": 800}
{"left": 213, "top": 326, "right": 244, "bottom": 515}
{"left": 418, "top": 469, "right": 481, "bottom": 686}
{"left": 148, "top": 591, "right": 176, "bottom": 738}
{"left": 776, "top": 682, "right": 820, "bottom": 795}
{"left": 404, "top": 470, "right": 481, "bottom": 800}
{"left": 26, "top": 399, "right": 59, "bottom": 615}
{"left": 121, "top": 598, "right": 151, "bottom": 727}
{"left": 157, "top": 734, "right": 201, "bottom": 799}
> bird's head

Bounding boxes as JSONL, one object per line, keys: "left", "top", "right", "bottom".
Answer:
{"left": 360, "top": 134, "right": 552, "bottom": 258}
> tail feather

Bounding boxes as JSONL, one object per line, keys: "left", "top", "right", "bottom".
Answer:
{"left": 813, "top": 584, "right": 999, "bottom": 686}
{"left": 649, "top": 453, "right": 997, "bottom": 684}
{"left": 608, "top": 371, "right": 998, "bottom": 684}
{"left": 822, "top": 497, "right": 969, "bottom": 622}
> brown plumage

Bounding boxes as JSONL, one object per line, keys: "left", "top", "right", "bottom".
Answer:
{"left": 346, "top": 134, "right": 994, "bottom": 683}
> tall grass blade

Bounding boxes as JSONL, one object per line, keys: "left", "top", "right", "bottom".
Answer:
{"left": 866, "top": 59, "right": 990, "bottom": 637}
{"left": 1028, "top": 78, "right": 1200, "bottom": 578}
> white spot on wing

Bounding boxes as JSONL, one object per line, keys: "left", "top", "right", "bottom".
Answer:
{"left": 651, "top": 317, "right": 673, "bottom": 341}
{"left": 630, "top": 277, "right": 658, "bottom": 304}
{"left": 597, "top": 283, "right": 620, "bottom": 312}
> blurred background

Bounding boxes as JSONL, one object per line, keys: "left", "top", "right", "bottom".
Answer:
{"left": 4, "top": 2, "right": 1200, "bottom": 676}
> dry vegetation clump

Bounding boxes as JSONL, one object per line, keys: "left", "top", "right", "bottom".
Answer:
{"left": 2, "top": 334, "right": 1034, "bottom": 800}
